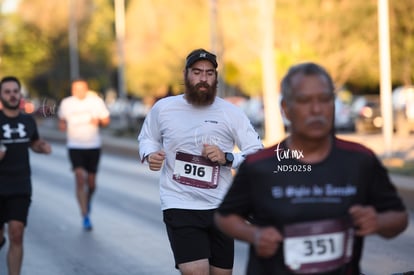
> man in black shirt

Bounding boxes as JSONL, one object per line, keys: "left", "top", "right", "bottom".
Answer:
{"left": 0, "top": 76, "right": 51, "bottom": 275}
{"left": 215, "top": 63, "right": 408, "bottom": 275}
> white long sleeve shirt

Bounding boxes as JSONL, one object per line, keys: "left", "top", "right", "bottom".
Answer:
{"left": 138, "top": 95, "right": 263, "bottom": 210}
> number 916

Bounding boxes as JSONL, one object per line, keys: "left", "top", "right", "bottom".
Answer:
{"left": 184, "top": 164, "right": 206, "bottom": 177}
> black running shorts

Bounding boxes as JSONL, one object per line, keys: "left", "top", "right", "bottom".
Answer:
{"left": 68, "top": 148, "right": 101, "bottom": 173}
{"left": 0, "top": 195, "right": 32, "bottom": 226}
{"left": 163, "top": 208, "right": 234, "bottom": 269}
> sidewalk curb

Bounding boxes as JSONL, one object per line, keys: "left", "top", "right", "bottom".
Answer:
{"left": 38, "top": 123, "right": 140, "bottom": 159}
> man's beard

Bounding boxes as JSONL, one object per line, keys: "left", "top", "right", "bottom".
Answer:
{"left": 184, "top": 78, "right": 217, "bottom": 107}
{"left": 0, "top": 97, "right": 20, "bottom": 110}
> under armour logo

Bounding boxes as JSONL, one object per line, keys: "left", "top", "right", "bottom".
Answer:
{"left": 199, "top": 53, "right": 207, "bottom": 58}
{"left": 2, "top": 123, "right": 27, "bottom": 138}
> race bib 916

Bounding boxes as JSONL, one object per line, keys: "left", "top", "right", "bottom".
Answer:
{"left": 173, "top": 151, "right": 220, "bottom": 189}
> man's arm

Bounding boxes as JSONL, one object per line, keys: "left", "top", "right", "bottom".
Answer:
{"left": 91, "top": 115, "right": 110, "bottom": 128}
{"left": 376, "top": 210, "right": 409, "bottom": 238}
{"left": 349, "top": 205, "right": 408, "bottom": 238}
{"left": 94, "top": 97, "right": 111, "bottom": 127}
{"left": 58, "top": 119, "right": 67, "bottom": 132}
{"left": 99, "top": 116, "right": 110, "bottom": 127}
{"left": 0, "top": 143, "right": 6, "bottom": 161}
{"left": 31, "top": 139, "right": 52, "bottom": 154}
{"left": 214, "top": 212, "right": 283, "bottom": 258}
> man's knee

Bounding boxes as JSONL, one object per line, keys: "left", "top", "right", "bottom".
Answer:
{"left": 8, "top": 221, "right": 24, "bottom": 245}
{"left": 178, "top": 259, "right": 209, "bottom": 275}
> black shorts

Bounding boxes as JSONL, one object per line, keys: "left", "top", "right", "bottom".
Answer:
{"left": 68, "top": 148, "right": 101, "bottom": 173}
{"left": 0, "top": 195, "right": 31, "bottom": 226}
{"left": 163, "top": 208, "right": 234, "bottom": 269}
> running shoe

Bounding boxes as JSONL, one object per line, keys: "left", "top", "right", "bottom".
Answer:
{"left": 83, "top": 216, "right": 93, "bottom": 231}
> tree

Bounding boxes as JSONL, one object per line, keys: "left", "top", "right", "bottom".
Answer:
{"left": 1, "top": 0, "right": 115, "bottom": 100}
{"left": 1, "top": 0, "right": 414, "bottom": 102}
{"left": 124, "top": 0, "right": 211, "bottom": 97}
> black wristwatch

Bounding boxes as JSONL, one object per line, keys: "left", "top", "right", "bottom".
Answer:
{"left": 224, "top": 152, "right": 234, "bottom": 165}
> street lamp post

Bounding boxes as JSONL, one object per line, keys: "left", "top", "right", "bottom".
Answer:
{"left": 115, "top": 0, "right": 126, "bottom": 101}
{"left": 378, "top": 0, "right": 393, "bottom": 158}
{"left": 259, "top": 0, "right": 285, "bottom": 145}
{"left": 114, "top": 0, "right": 129, "bottom": 130}
{"left": 69, "top": 0, "right": 79, "bottom": 80}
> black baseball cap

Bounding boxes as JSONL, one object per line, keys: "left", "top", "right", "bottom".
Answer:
{"left": 185, "top": 49, "right": 218, "bottom": 69}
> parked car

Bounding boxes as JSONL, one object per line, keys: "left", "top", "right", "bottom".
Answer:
{"left": 334, "top": 97, "right": 354, "bottom": 131}
{"left": 225, "top": 96, "right": 265, "bottom": 138}
{"left": 107, "top": 97, "right": 149, "bottom": 132}
{"left": 351, "top": 95, "right": 382, "bottom": 134}
{"left": 393, "top": 85, "right": 414, "bottom": 136}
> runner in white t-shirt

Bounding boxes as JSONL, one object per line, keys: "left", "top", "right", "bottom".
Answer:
{"left": 58, "top": 78, "right": 110, "bottom": 231}
{"left": 138, "top": 48, "right": 263, "bottom": 275}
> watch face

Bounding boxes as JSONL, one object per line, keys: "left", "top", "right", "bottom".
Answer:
{"left": 226, "top": 153, "right": 234, "bottom": 163}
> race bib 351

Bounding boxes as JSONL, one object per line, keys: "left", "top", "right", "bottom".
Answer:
{"left": 283, "top": 217, "right": 354, "bottom": 274}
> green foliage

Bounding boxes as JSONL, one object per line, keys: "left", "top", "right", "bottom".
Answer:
{"left": 0, "top": 14, "right": 50, "bottom": 90}
{"left": 124, "top": 0, "right": 211, "bottom": 97}
{"left": 0, "top": 0, "right": 115, "bottom": 99}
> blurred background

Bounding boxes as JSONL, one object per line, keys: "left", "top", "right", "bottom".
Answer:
{"left": 1, "top": 3, "right": 414, "bottom": 274}
{"left": 1, "top": 0, "right": 413, "bottom": 140}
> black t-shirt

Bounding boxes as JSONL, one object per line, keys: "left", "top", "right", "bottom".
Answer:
{"left": 0, "top": 111, "right": 40, "bottom": 195}
{"left": 217, "top": 137, "right": 406, "bottom": 275}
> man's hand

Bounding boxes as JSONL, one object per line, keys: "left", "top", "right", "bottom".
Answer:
{"left": 31, "top": 139, "right": 52, "bottom": 154}
{"left": 253, "top": 227, "right": 283, "bottom": 258}
{"left": 349, "top": 205, "right": 379, "bottom": 236}
{"left": 146, "top": 150, "right": 166, "bottom": 171}
{"left": 202, "top": 144, "right": 226, "bottom": 165}
{"left": 350, "top": 204, "right": 408, "bottom": 238}
{"left": 0, "top": 150, "right": 6, "bottom": 161}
